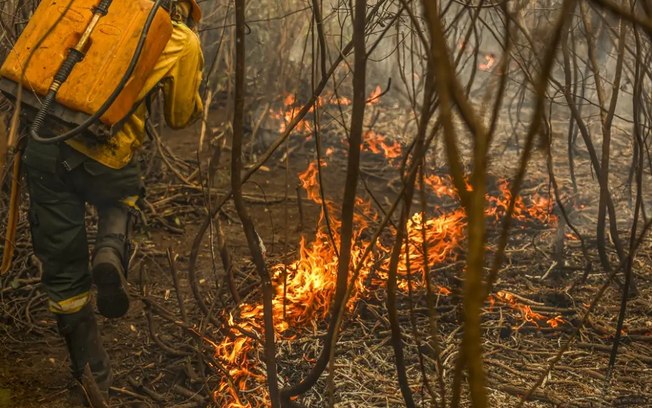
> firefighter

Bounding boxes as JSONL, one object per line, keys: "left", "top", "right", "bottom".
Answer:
{"left": 20, "top": 0, "right": 204, "bottom": 403}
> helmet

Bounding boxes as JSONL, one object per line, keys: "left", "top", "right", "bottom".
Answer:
{"left": 170, "top": 0, "right": 201, "bottom": 25}
{"left": 186, "top": 0, "right": 201, "bottom": 24}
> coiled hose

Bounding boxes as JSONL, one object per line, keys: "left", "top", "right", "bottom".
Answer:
{"left": 30, "top": 0, "right": 164, "bottom": 143}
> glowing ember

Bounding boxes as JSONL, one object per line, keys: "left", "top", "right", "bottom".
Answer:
{"left": 565, "top": 232, "right": 579, "bottom": 241}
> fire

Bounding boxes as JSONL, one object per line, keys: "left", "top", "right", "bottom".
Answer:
{"left": 269, "top": 102, "right": 311, "bottom": 133}
{"left": 269, "top": 87, "right": 381, "bottom": 135}
{"left": 211, "top": 92, "right": 560, "bottom": 407}
{"left": 479, "top": 53, "right": 496, "bottom": 71}
{"left": 486, "top": 179, "right": 557, "bottom": 224}
{"left": 363, "top": 130, "right": 402, "bottom": 159}
{"left": 298, "top": 161, "right": 326, "bottom": 202}
{"left": 324, "top": 94, "right": 352, "bottom": 106}
{"left": 424, "top": 174, "right": 457, "bottom": 198}
{"left": 367, "top": 85, "right": 382, "bottom": 104}
{"left": 283, "top": 94, "right": 295, "bottom": 106}
{"left": 492, "top": 291, "right": 565, "bottom": 328}
{"left": 212, "top": 159, "right": 558, "bottom": 405}
{"left": 547, "top": 316, "right": 565, "bottom": 328}
{"left": 269, "top": 92, "right": 356, "bottom": 134}
{"left": 565, "top": 232, "right": 579, "bottom": 241}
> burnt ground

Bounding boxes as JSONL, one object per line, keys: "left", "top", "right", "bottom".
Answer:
{"left": 1, "top": 98, "right": 652, "bottom": 408}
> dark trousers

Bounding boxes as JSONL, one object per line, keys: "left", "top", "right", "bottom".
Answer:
{"left": 23, "top": 139, "right": 142, "bottom": 313}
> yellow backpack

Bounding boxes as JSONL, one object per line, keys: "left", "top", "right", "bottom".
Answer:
{"left": 0, "top": 0, "right": 172, "bottom": 140}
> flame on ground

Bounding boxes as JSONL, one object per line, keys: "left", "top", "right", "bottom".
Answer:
{"left": 491, "top": 291, "right": 565, "bottom": 329}
{"left": 211, "top": 94, "right": 560, "bottom": 407}
{"left": 269, "top": 88, "right": 377, "bottom": 134}
{"left": 364, "top": 130, "right": 402, "bottom": 160}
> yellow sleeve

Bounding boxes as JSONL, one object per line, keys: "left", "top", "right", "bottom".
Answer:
{"left": 66, "top": 24, "right": 203, "bottom": 169}
{"left": 137, "top": 22, "right": 204, "bottom": 129}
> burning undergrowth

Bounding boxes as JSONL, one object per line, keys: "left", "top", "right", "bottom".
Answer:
{"left": 209, "top": 92, "right": 562, "bottom": 407}
{"left": 2, "top": 88, "right": 650, "bottom": 407}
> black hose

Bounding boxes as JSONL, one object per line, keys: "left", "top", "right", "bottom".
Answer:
{"left": 94, "top": 0, "right": 112, "bottom": 15}
{"left": 30, "top": 0, "right": 164, "bottom": 143}
{"left": 28, "top": 48, "right": 84, "bottom": 136}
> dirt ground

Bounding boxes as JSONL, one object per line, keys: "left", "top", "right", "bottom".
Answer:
{"left": 1, "top": 98, "right": 652, "bottom": 408}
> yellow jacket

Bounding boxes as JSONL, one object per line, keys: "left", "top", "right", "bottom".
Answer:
{"left": 66, "top": 22, "right": 204, "bottom": 169}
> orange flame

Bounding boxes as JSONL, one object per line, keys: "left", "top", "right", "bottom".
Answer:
{"left": 283, "top": 94, "right": 296, "bottom": 106}
{"left": 486, "top": 180, "right": 557, "bottom": 224}
{"left": 270, "top": 92, "right": 356, "bottom": 134}
{"left": 212, "top": 99, "right": 560, "bottom": 406}
{"left": 479, "top": 53, "right": 496, "bottom": 71}
{"left": 492, "top": 291, "right": 565, "bottom": 328}
{"left": 367, "top": 85, "right": 382, "bottom": 104}
{"left": 363, "top": 130, "right": 402, "bottom": 159}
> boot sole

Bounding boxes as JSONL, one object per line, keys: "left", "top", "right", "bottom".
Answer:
{"left": 92, "top": 262, "right": 129, "bottom": 319}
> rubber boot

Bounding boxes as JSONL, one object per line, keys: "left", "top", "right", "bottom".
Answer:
{"left": 56, "top": 303, "right": 112, "bottom": 405}
{"left": 92, "top": 205, "right": 130, "bottom": 318}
